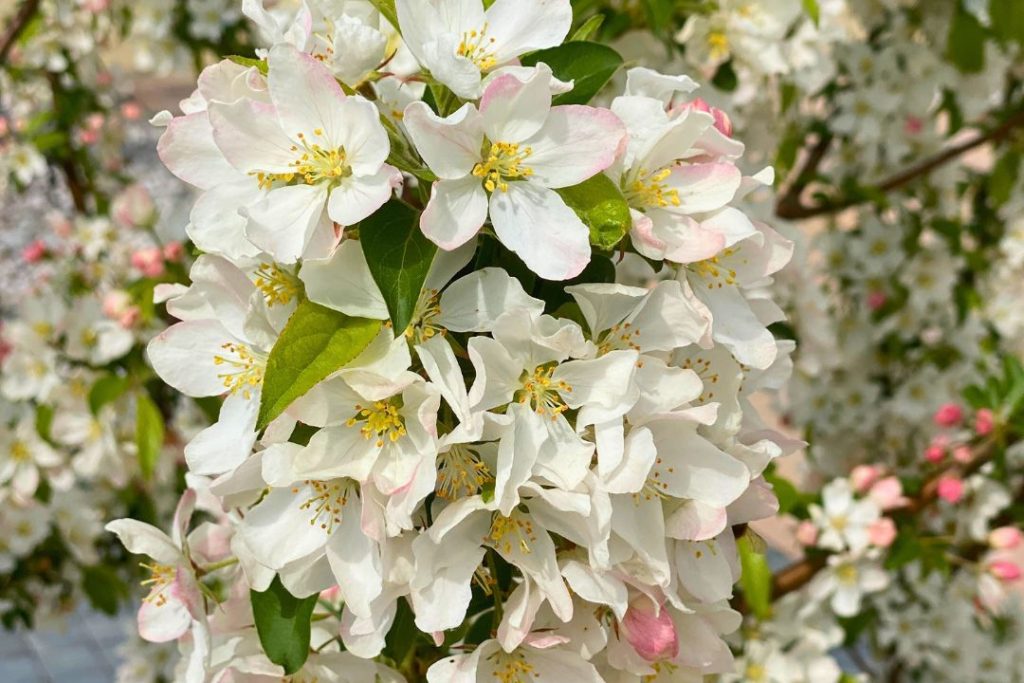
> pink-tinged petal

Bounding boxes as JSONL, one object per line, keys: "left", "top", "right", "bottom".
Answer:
{"left": 480, "top": 65, "right": 552, "bottom": 143}
{"left": 404, "top": 101, "right": 484, "bottom": 180}
{"left": 327, "top": 165, "right": 401, "bottom": 226}
{"left": 138, "top": 593, "right": 192, "bottom": 643}
{"left": 663, "top": 162, "right": 742, "bottom": 214}
{"left": 421, "top": 177, "right": 488, "bottom": 250}
{"left": 157, "top": 113, "right": 240, "bottom": 190}
{"left": 621, "top": 598, "right": 679, "bottom": 662}
{"left": 147, "top": 319, "right": 239, "bottom": 397}
{"left": 268, "top": 44, "right": 350, "bottom": 145}
{"left": 485, "top": 0, "right": 572, "bottom": 63}
{"left": 105, "top": 519, "right": 180, "bottom": 564}
{"left": 170, "top": 489, "right": 197, "bottom": 548}
{"left": 489, "top": 182, "right": 590, "bottom": 280}
{"left": 243, "top": 183, "right": 330, "bottom": 263}
{"left": 332, "top": 96, "right": 390, "bottom": 175}
{"left": 208, "top": 99, "right": 296, "bottom": 174}
{"left": 631, "top": 211, "right": 726, "bottom": 264}
{"left": 524, "top": 106, "right": 626, "bottom": 188}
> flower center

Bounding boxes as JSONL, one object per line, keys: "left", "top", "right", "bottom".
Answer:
{"left": 140, "top": 562, "right": 176, "bottom": 606}
{"left": 488, "top": 651, "right": 535, "bottom": 683}
{"left": 707, "top": 30, "right": 730, "bottom": 60}
{"left": 836, "top": 563, "right": 859, "bottom": 585}
{"left": 406, "top": 288, "right": 444, "bottom": 343}
{"left": 690, "top": 248, "right": 739, "bottom": 288}
{"left": 473, "top": 141, "right": 534, "bottom": 193}
{"left": 457, "top": 23, "right": 498, "bottom": 71}
{"left": 346, "top": 400, "right": 407, "bottom": 447}
{"left": 212, "top": 342, "right": 266, "bottom": 399}
{"left": 254, "top": 130, "right": 351, "bottom": 189}
{"left": 597, "top": 321, "right": 642, "bottom": 355}
{"left": 516, "top": 364, "right": 571, "bottom": 420}
{"left": 253, "top": 262, "right": 301, "bottom": 307}
{"left": 10, "top": 440, "right": 31, "bottom": 463}
{"left": 487, "top": 513, "right": 537, "bottom": 555}
{"left": 296, "top": 479, "right": 355, "bottom": 534}
{"left": 436, "top": 444, "right": 492, "bottom": 500}
{"left": 626, "top": 167, "right": 680, "bottom": 209}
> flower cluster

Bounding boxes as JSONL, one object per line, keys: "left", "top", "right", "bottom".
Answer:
{"left": 106, "top": 0, "right": 797, "bottom": 679}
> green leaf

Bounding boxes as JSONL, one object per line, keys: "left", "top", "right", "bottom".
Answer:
{"left": 801, "top": 0, "right": 820, "bottom": 25}
{"left": 357, "top": 199, "right": 436, "bottom": 335}
{"left": 258, "top": 301, "right": 382, "bottom": 430}
{"left": 89, "top": 374, "right": 131, "bottom": 415}
{"left": 570, "top": 14, "right": 605, "bottom": 42}
{"left": 227, "top": 55, "right": 268, "bottom": 74}
{"left": 947, "top": 3, "right": 986, "bottom": 73}
{"left": 737, "top": 533, "right": 772, "bottom": 620}
{"left": 251, "top": 576, "right": 318, "bottom": 675}
{"left": 989, "top": 151, "right": 1020, "bottom": 207}
{"left": 135, "top": 392, "right": 164, "bottom": 481}
{"left": 367, "top": 0, "right": 399, "bottom": 30}
{"left": 555, "top": 173, "right": 631, "bottom": 250}
{"left": 711, "top": 60, "right": 738, "bottom": 92}
{"left": 990, "top": 0, "right": 1024, "bottom": 47}
{"left": 642, "top": 0, "right": 673, "bottom": 34}
{"left": 35, "top": 404, "right": 54, "bottom": 444}
{"left": 521, "top": 41, "right": 624, "bottom": 105}
{"left": 382, "top": 598, "right": 420, "bottom": 664}
{"left": 82, "top": 565, "right": 129, "bottom": 615}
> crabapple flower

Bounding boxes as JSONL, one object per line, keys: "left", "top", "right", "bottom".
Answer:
{"left": 808, "top": 553, "right": 889, "bottom": 618}
{"left": 808, "top": 479, "right": 879, "bottom": 553}
{"left": 0, "top": 416, "right": 61, "bottom": 498}
{"left": 206, "top": 45, "right": 401, "bottom": 262}
{"left": 396, "top": 0, "right": 572, "bottom": 99}
{"left": 404, "top": 65, "right": 625, "bottom": 279}
{"left": 105, "top": 491, "right": 205, "bottom": 642}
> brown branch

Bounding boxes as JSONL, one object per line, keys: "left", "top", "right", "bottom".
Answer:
{"left": 770, "top": 440, "right": 998, "bottom": 601}
{"left": 775, "top": 107, "right": 1024, "bottom": 220}
{"left": 0, "top": 0, "right": 40, "bottom": 66}
{"left": 775, "top": 132, "right": 832, "bottom": 220}
{"left": 45, "top": 72, "right": 89, "bottom": 212}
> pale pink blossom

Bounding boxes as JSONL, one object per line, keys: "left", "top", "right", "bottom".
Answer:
{"left": 868, "top": 477, "right": 907, "bottom": 510}
{"left": 131, "top": 247, "right": 165, "bottom": 278}
{"left": 867, "top": 518, "right": 897, "bottom": 548}
{"left": 936, "top": 476, "right": 964, "bottom": 504}
{"left": 21, "top": 240, "right": 46, "bottom": 263}
{"left": 952, "top": 445, "right": 973, "bottom": 464}
{"left": 796, "top": 520, "right": 819, "bottom": 546}
{"left": 975, "top": 408, "right": 995, "bottom": 436}
{"left": 850, "top": 465, "right": 882, "bottom": 493}
{"left": 989, "top": 527, "right": 1023, "bottom": 550}
{"left": 620, "top": 598, "right": 679, "bottom": 662}
{"left": 988, "top": 560, "right": 1022, "bottom": 582}
{"left": 933, "top": 403, "right": 963, "bottom": 427}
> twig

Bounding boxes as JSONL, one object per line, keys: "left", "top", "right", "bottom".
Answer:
{"left": 0, "top": 0, "right": 40, "bottom": 65}
{"left": 775, "top": 108, "right": 1024, "bottom": 220}
{"left": 770, "top": 438, "right": 998, "bottom": 600}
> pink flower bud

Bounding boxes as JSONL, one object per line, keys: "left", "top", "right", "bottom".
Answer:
{"left": 904, "top": 116, "right": 923, "bottom": 135}
{"left": 975, "top": 408, "right": 995, "bottom": 436}
{"left": 868, "top": 477, "right": 907, "bottom": 510}
{"left": 131, "top": 247, "right": 165, "bottom": 278}
{"left": 851, "top": 465, "right": 882, "bottom": 493}
{"left": 85, "top": 113, "right": 105, "bottom": 131}
{"left": 102, "top": 290, "right": 132, "bottom": 319}
{"left": 796, "top": 520, "right": 819, "bottom": 546}
{"left": 933, "top": 403, "right": 963, "bottom": 428}
{"left": 988, "top": 560, "right": 1022, "bottom": 582}
{"left": 162, "top": 241, "right": 184, "bottom": 262}
{"left": 952, "top": 445, "right": 973, "bottom": 464}
{"left": 868, "top": 518, "right": 897, "bottom": 548}
{"left": 78, "top": 129, "right": 99, "bottom": 145}
{"left": 936, "top": 476, "right": 964, "bottom": 504}
{"left": 621, "top": 598, "right": 678, "bottom": 662}
{"left": 680, "top": 98, "right": 733, "bottom": 137}
{"left": 924, "top": 444, "right": 945, "bottom": 463}
{"left": 989, "top": 527, "right": 1023, "bottom": 550}
{"left": 121, "top": 101, "right": 142, "bottom": 120}
{"left": 111, "top": 183, "right": 156, "bottom": 228}
{"left": 21, "top": 239, "right": 47, "bottom": 263}
{"left": 0, "top": 116, "right": 8, "bottom": 136}
{"left": 866, "top": 290, "right": 887, "bottom": 311}
{"left": 118, "top": 307, "right": 140, "bottom": 329}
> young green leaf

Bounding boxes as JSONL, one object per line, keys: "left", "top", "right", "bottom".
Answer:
{"left": 257, "top": 301, "right": 381, "bottom": 430}
{"left": 737, "top": 533, "right": 773, "bottom": 620}
{"left": 251, "top": 576, "right": 319, "bottom": 675}
{"left": 89, "top": 374, "right": 131, "bottom": 416}
{"left": 135, "top": 391, "right": 164, "bottom": 480}
{"left": 226, "top": 55, "right": 268, "bottom": 74}
{"left": 367, "top": 0, "right": 399, "bottom": 31}
{"left": 555, "top": 173, "right": 632, "bottom": 250}
{"left": 570, "top": 14, "right": 605, "bottom": 42}
{"left": 358, "top": 199, "right": 437, "bottom": 335}
{"left": 521, "top": 41, "right": 624, "bottom": 105}
{"left": 947, "top": 3, "right": 986, "bottom": 73}
{"left": 802, "top": 0, "right": 820, "bottom": 26}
